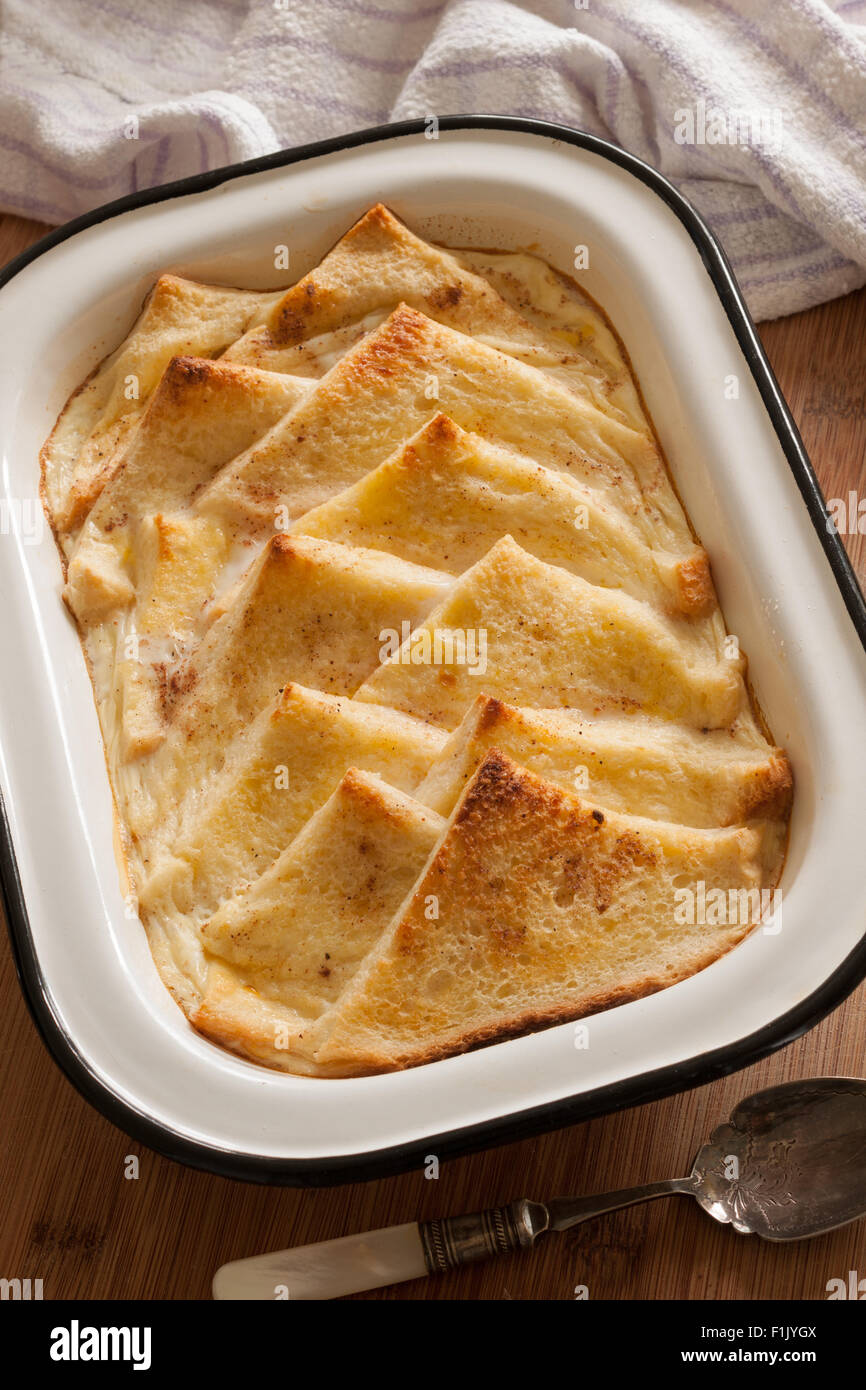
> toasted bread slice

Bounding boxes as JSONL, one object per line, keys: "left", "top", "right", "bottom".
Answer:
{"left": 415, "top": 694, "right": 792, "bottom": 835}
{"left": 136, "top": 683, "right": 445, "bottom": 916}
{"left": 133, "top": 512, "right": 231, "bottom": 643}
{"left": 121, "top": 535, "right": 448, "bottom": 836}
{"left": 43, "top": 277, "right": 279, "bottom": 541}
{"left": 202, "top": 304, "right": 697, "bottom": 560}
{"left": 187, "top": 963, "right": 314, "bottom": 1069}
{"left": 311, "top": 752, "right": 769, "bottom": 1074}
{"left": 454, "top": 246, "right": 646, "bottom": 427}
{"left": 199, "top": 769, "right": 445, "bottom": 1016}
{"left": 225, "top": 203, "right": 636, "bottom": 426}
{"left": 355, "top": 536, "right": 744, "bottom": 730}
{"left": 167, "top": 533, "right": 448, "bottom": 715}
{"left": 292, "top": 413, "right": 713, "bottom": 622}
{"left": 64, "top": 356, "right": 305, "bottom": 610}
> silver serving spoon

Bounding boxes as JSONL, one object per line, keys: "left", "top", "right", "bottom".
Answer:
{"left": 213, "top": 1076, "right": 866, "bottom": 1300}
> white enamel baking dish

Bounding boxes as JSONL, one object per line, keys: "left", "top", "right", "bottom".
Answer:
{"left": 1, "top": 118, "right": 865, "bottom": 1185}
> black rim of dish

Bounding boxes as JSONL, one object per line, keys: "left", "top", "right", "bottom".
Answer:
{"left": 1, "top": 115, "right": 865, "bottom": 1188}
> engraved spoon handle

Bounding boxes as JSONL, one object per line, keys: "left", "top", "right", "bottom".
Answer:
{"left": 545, "top": 1176, "right": 697, "bottom": 1230}
{"left": 212, "top": 1203, "right": 543, "bottom": 1300}
{"left": 213, "top": 1185, "right": 694, "bottom": 1300}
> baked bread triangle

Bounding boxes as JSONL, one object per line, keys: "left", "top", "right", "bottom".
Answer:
{"left": 225, "top": 203, "right": 638, "bottom": 427}
{"left": 310, "top": 751, "right": 770, "bottom": 1074}
{"left": 124, "top": 533, "right": 449, "bottom": 834}
{"left": 64, "top": 355, "right": 305, "bottom": 612}
{"left": 202, "top": 303, "right": 698, "bottom": 557}
{"left": 138, "top": 683, "right": 446, "bottom": 918}
{"left": 292, "top": 411, "right": 713, "bottom": 621}
{"left": 198, "top": 768, "right": 445, "bottom": 1017}
{"left": 415, "top": 694, "right": 792, "bottom": 828}
{"left": 42, "top": 276, "right": 279, "bottom": 539}
{"left": 355, "top": 534, "right": 745, "bottom": 730}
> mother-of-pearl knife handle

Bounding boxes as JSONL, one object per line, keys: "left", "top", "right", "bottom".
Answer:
{"left": 213, "top": 1199, "right": 546, "bottom": 1300}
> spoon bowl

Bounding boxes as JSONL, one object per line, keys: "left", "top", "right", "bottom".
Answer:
{"left": 690, "top": 1077, "right": 866, "bottom": 1240}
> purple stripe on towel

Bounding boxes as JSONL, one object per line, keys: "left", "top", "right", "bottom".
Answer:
{"left": 419, "top": 49, "right": 605, "bottom": 122}
{"left": 84, "top": 0, "right": 235, "bottom": 55}
{"left": 708, "top": 0, "right": 866, "bottom": 148}
{"left": 249, "top": 31, "right": 416, "bottom": 75}
{"left": 151, "top": 134, "right": 171, "bottom": 186}
{"left": 317, "top": 0, "right": 446, "bottom": 19}
{"left": 743, "top": 253, "right": 851, "bottom": 289}
{"left": 590, "top": 8, "right": 813, "bottom": 226}
{"left": 0, "top": 129, "right": 131, "bottom": 191}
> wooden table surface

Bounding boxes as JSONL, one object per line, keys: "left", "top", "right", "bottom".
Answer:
{"left": 1, "top": 211, "right": 864, "bottom": 1302}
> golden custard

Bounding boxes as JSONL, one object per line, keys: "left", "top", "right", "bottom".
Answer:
{"left": 42, "top": 205, "right": 792, "bottom": 1076}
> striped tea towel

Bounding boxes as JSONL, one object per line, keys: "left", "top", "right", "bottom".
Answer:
{"left": 1, "top": 0, "right": 865, "bottom": 319}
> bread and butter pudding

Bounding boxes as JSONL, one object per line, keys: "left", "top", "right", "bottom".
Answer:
{"left": 41, "top": 205, "right": 793, "bottom": 1076}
